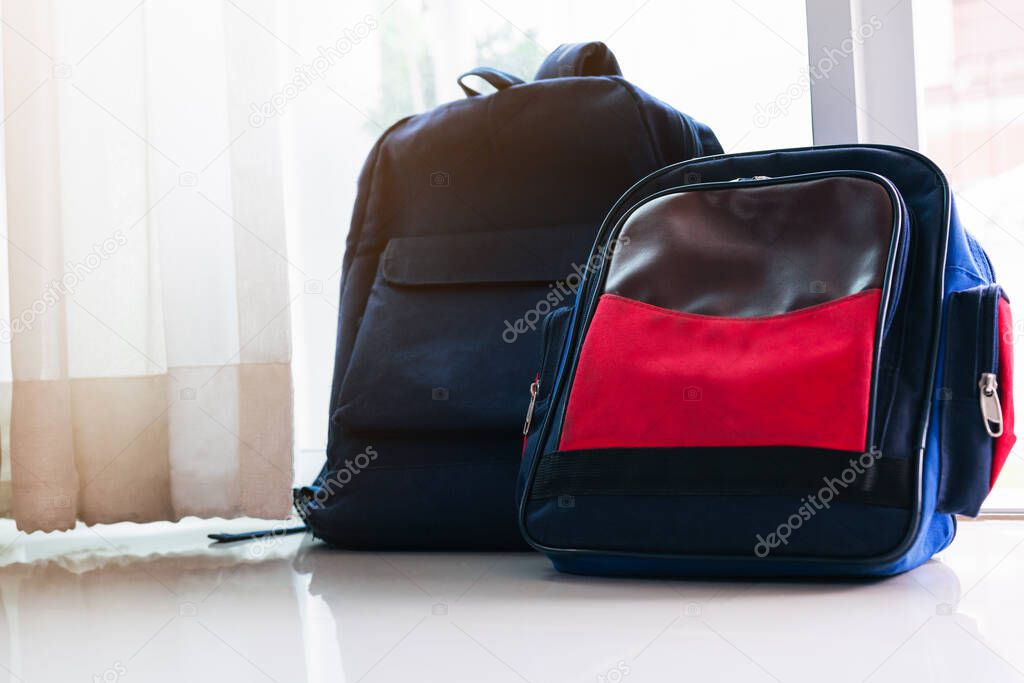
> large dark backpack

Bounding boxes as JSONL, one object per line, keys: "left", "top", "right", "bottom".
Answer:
{"left": 303, "top": 42, "right": 722, "bottom": 549}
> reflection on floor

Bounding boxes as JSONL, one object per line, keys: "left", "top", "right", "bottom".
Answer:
{"left": 0, "top": 517, "right": 1022, "bottom": 682}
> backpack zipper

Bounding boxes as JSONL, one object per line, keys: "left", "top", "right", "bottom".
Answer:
{"left": 523, "top": 375, "right": 540, "bottom": 436}
{"left": 978, "top": 287, "right": 1003, "bottom": 437}
{"left": 979, "top": 373, "right": 1003, "bottom": 438}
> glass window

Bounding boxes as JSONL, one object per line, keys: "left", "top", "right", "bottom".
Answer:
{"left": 915, "top": 0, "right": 1024, "bottom": 509}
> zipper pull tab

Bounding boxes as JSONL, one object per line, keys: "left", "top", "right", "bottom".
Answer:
{"left": 979, "top": 372, "right": 1004, "bottom": 438}
{"left": 523, "top": 376, "right": 540, "bottom": 436}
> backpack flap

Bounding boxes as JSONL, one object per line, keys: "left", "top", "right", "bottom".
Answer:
{"left": 334, "top": 225, "right": 595, "bottom": 432}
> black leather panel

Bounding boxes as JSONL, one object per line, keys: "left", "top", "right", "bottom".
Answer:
{"left": 604, "top": 177, "right": 895, "bottom": 317}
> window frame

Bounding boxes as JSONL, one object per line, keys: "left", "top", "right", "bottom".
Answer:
{"left": 805, "top": 0, "right": 1023, "bottom": 514}
{"left": 805, "top": 0, "right": 921, "bottom": 148}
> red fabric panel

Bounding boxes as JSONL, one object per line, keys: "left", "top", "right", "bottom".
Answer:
{"left": 559, "top": 290, "right": 882, "bottom": 452}
{"left": 991, "top": 297, "right": 1016, "bottom": 487}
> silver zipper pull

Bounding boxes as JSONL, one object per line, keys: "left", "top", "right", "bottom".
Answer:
{"left": 979, "top": 372, "right": 1004, "bottom": 438}
{"left": 523, "top": 377, "right": 540, "bottom": 436}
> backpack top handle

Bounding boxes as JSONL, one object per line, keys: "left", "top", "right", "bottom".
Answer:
{"left": 457, "top": 41, "right": 623, "bottom": 97}
{"left": 533, "top": 41, "right": 622, "bottom": 79}
{"left": 457, "top": 67, "right": 525, "bottom": 97}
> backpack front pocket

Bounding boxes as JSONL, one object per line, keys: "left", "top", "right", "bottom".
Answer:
{"left": 557, "top": 173, "right": 907, "bottom": 454}
{"left": 560, "top": 289, "right": 881, "bottom": 451}
{"left": 334, "top": 225, "right": 594, "bottom": 432}
{"left": 937, "top": 284, "right": 1016, "bottom": 515}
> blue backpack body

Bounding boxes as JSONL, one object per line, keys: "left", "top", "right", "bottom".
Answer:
{"left": 517, "top": 145, "right": 1015, "bottom": 576}
{"left": 303, "top": 43, "right": 721, "bottom": 549}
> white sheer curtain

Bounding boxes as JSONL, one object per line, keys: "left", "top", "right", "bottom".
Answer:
{"left": 0, "top": 0, "right": 294, "bottom": 530}
{"left": 0, "top": 0, "right": 817, "bottom": 531}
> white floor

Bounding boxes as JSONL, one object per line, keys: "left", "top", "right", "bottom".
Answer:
{"left": 1, "top": 518, "right": 1023, "bottom": 682}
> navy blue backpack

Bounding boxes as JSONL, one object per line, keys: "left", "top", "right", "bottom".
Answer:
{"left": 302, "top": 42, "right": 722, "bottom": 549}
{"left": 518, "top": 145, "right": 1015, "bottom": 576}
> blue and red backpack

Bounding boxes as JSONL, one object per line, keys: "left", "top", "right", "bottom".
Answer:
{"left": 517, "top": 144, "right": 1015, "bottom": 577}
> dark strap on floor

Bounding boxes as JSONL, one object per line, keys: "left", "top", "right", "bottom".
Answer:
{"left": 208, "top": 487, "right": 314, "bottom": 544}
{"left": 531, "top": 447, "right": 912, "bottom": 509}
{"left": 208, "top": 525, "right": 308, "bottom": 544}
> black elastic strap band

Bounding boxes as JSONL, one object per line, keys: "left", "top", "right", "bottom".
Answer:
{"left": 531, "top": 447, "right": 912, "bottom": 509}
